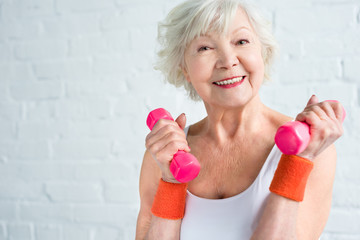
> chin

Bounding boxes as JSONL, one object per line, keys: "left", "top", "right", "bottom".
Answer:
{"left": 207, "top": 97, "right": 253, "bottom": 110}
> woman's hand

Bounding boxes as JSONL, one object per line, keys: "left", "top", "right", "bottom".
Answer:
{"left": 295, "top": 95, "right": 344, "bottom": 160}
{"left": 145, "top": 113, "right": 190, "bottom": 183}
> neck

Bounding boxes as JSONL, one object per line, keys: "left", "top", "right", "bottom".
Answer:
{"left": 202, "top": 95, "right": 267, "bottom": 143}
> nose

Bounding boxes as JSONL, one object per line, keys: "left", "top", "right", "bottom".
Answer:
{"left": 215, "top": 46, "right": 239, "bottom": 70}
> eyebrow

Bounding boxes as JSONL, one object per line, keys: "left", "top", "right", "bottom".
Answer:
{"left": 194, "top": 26, "right": 253, "bottom": 41}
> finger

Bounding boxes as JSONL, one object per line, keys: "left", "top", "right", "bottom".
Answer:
{"left": 335, "top": 103, "right": 346, "bottom": 122}
{"left": 329, "top": 101, "right": 346, "bottom": 122}
{"left": 306, "top": 94, "right": 319, "bottom": 107}
{"left": 318, "top": 102, "right": 337, "bottom": 121}
{"left": 146, "top": 123, "right": 187, "bottom": 149}
{"left": 175, "top": 113, "right": 187, "bottom": 130}
{"left": 147, "top": 127, "right": 189, "bottom": 153}
{"left": 150, "top": 118, "right": 180, "bottom": 135}
{"left": 295, "top": 111, "right": 322, "bottom": 126}
{"left": 155, "top": 139, "right": 191, "bottom": 163}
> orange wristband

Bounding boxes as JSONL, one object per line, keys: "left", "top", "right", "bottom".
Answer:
{"left": 151, "top": 179, "right": 188, "bottom": 220}
{"left": 269, "top": 154, "right": 314, "bottom": 202}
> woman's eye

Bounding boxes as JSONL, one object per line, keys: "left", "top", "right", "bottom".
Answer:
{"left": 198, "top": 46, "right": 210, "bottom": 52}
{"left": 236, "top": 39, "right": 249, "bottom": 45}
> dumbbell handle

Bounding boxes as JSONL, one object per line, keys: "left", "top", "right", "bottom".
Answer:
{"left": 146, "top": 108, "right": 200, "bottom": 183}
{"left": 275, "top": 100, "right": 346, "bottom": 155}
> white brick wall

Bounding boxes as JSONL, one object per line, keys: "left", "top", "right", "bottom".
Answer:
{"left": 0, "top": 0, "right": 359, "bottom": 239}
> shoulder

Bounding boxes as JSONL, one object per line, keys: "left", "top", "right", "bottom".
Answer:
{"left": 257, "top": 107, "right": 293, "bottom": 143}
{"left": 186, "top": 117, "right": 206, "bottom": 137}
{"left": 266, "top": 107, "right": 293, "bottom": 129}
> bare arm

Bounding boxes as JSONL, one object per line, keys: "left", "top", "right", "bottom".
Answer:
{"left": 136, "top": 114, "right": 188, "bottom": 240}
{"left": 251, "top": 145, "right": 336, "bottom": 240}
{"left": 145, "top": 216, "right": 182, "bottom": 240}
{"left": 136, "top": 151, "right": 182, "bottom": 240}
{"left": 253, "top": 96, "right": 342, "bottom": 239}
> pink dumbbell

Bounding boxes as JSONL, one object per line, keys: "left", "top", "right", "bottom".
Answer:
{"left": 275, "top": 100, "right": 346, "bottom": 155}
{"left": 146, "top": 108, "right": 201, "bottom": 183}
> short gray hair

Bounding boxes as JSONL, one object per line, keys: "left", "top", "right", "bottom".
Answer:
{"left": 155, "top": 0, "right": 278, "bottom": 101}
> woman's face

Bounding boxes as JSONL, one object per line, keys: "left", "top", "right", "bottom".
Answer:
{"left": 183, "top": 8, "right": 264, "bottom": 108}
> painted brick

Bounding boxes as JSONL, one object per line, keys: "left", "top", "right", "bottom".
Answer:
{"left": 41, "top": 15, "right": 100, "bottom": 37}
{"left": 35, "top": 225, "right": 61, "bottom": 240}
{"left": 104, "top": 182, "right": 139, "bottom": 204}
{"left": 321, "top": 233, "right": 360, "bottom": 240}
{"left": 303, "top": 39, "right": 347, "bottom": 58}
{"left": 324, "top": 208, "right": 360, "bottom": 234}
{"left": 276, "top": 5, "right": 356, "bottom": 36}
{"left": 25, "top": 101, "right": 56, "bottom": 121}
{"left": 14, "top": 40, "right": 67, "bottom": 61}
{"left": 0, "top": 162, "right": 77, "bottom": 182}
{"left": 74, "top": 162, "right": 138, "bottom": 183}
{"left": 55, "top": 0, "right": 115, "bottom": 13}
{"left": 0, "top": 224, "right": 5, "bottom": 240}
{"left": 33, "top": 59, "right": 93, "bottom": 81}
{"left": 0, "top": 202, "right": 17, "bottom": 221}
{"left": 10, "top": 82, "right": 63, "bottom": 101}
{"left": 0, "top": 0, "right": 359, "bottom": 239}
{"left": 52, "top": 139, "right": 111, "bottom": 161}
{"left": 0, "top": 102, "right": 22, "bottom": 121}
{"left": 99, "top": 4, "right": 163, "bottom": 30}
{"left": 0, "top": 121, "right": 16, "bottom": 139}
{"left": 7, "top": 223, "right": 32, "bottom": 240}
{"left": 0, "top": 20, "right": 41, "bottom": 40}
{"left": 0, "top": 182, "right": 46, "bottom": 201}
{"left": 62, "top": 225, "right": 90, "bottom": 240}
{"left": 45, "top": 183, "right": 103, "bottom": 203}
{"left": 277, "top": 58, "right": 341, "bottom": 83}
{"left": 3, "top": 0, "right": 55, "bottom": 18}
{"left": 19, "top": 203, "right": 73, "bottom": 222}
{"left": 5, "top": 140, "right": 51, "bottom": 161}
{"left": 311, "top": 83, "right": 357, "bottom": 104}
{"left": 65, "top": 80, "right": 128, "bottom": 98}
{"left": 0, "top": 43, "right": 11, "bottom": 62}
{"left": 332, "top": 182, "right": 360, "bottom": 208}
{"left": 344, "top": 57, "right": 360, "bottom": 81}
{"left": 0, "top": 83, "right": 9, "bottom": 102}
{"left": 73, "top": 204, "right": 138, "bottom": 226}
{"left": 92, "top": 226, "right": 123, "bottom": 240}
{"left": 1, "top": 63, "right": 35, "bottom": 82}
{"left": 18, "top": 121, "right": 59, "bottom": 140}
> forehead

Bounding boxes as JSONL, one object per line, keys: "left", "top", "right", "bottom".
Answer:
{"left": 230, "top": 8, "right": 253, "bottom": 31}
{"left": 201, "top": 7, "right": 254, "bottom": 38}
{"left": 197, "top": 8, "right": 254, "bottom": 41}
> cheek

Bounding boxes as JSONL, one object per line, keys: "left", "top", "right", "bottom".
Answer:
{"left": 243, "top": 51, "right": 264, "bottom": 74}
{"left": 186, "top": 59, "right": 212, "bottom": 82}
{"left": 242, "top": 49, "right": 265, "bottom": 91}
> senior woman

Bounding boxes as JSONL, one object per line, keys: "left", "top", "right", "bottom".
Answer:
{"left": 136, "top": 0, "right": 344, "bottom": 239}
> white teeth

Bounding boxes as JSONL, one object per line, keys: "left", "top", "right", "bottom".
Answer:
{"left": 214, "top": 76, "right": 244, "bottom": 86}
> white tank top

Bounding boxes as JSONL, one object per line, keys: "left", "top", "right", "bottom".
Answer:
{"left": 180, "top": 126, "right": 282, "bottom": 240}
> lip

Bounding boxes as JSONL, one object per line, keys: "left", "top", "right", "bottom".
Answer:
{"left": 213, "top": 76, "right": 246, "bottom": 89}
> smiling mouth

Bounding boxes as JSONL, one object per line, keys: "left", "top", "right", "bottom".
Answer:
{"left": 213, "top": 76, "right": 246, "bottom": 86}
